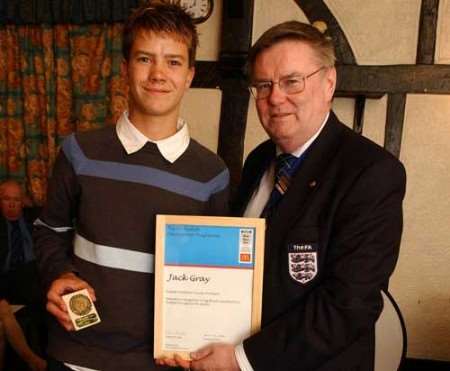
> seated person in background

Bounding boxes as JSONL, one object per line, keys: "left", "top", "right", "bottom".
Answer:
{"left": 0, "top": 180, "right": 41, "bottom": 305}
{"left": 0, "top": 298, "right": 47, "bottom": 371}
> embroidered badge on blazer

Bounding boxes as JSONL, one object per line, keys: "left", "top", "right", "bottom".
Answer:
{"left": 288, "top": 243, "right": 318, "bottom": 284}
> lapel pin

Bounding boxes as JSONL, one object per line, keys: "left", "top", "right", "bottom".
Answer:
{"left": 309, "top": 180, "right": 317, "bottom": 188}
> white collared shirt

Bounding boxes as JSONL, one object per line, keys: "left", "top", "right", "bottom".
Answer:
{"left": 115, "top": 111, "right": 190, "bottom": 163}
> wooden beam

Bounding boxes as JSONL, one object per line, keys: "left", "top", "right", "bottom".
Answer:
{"left": 217, "top": 83, "right": 251, "bottom": 192}
{"left": 337, "top": 65, "right": 450, "bottom": 95}
{"left": 416, "top": 0, "right": 440, "bottom": 64}
{"left": 219, "top": 0, "right": 254, "bottom": 78}
{"left": 385, "top": 94, "right": 406, "bottom": 158}
{"left": 192, "top": 61, "right": 219, "bottom": 89}
{"left": 220, "top": 0, "right": 254, "bottom": 55}
{"left": 294, "top": 0, "right": 356, "bottom": 64}
{"left": 216, "top": 0, "right": 255, "bottom": 191}
{"left": 193, "top": 63, "right": 450, "bottom": 95}
{"left": 353, "top": 96, "right": 366, "bottom": 134}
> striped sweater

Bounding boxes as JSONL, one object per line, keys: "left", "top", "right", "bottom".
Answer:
{"left": 34, "top": 126, "right": 229, "bottom": 370}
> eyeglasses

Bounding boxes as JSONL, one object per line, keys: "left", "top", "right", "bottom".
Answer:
{"left": 249, "top": 66, "right": 326, "bottom": 100}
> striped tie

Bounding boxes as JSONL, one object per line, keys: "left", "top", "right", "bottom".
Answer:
{"left": 261, "top": 153, "right": 299, "bottom": 218}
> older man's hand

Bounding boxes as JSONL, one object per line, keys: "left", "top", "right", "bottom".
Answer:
{"left": 156, "top": 343, "right": 240, "bottom": 371}
{"left": 190, "top": 343, "right": 240, "bottom": 371}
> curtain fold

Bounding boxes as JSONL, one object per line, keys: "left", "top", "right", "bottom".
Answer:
{"left": 0, "top": 0, "right": 141, "bottom": 24}
{"left": 0, "top": 23, "right": 128, "bottom": 205}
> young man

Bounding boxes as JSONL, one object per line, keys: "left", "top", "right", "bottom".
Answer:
{"left": 165, "top": 21, "right": 406, "bottom": 371}
{"left": 34, "top": 3, "right": 229, "bottom": 370}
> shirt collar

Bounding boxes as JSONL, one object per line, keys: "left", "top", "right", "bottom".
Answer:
{"left": 277, "top": 112, "right": 330, "bottom": 158}
{"left": 116, "top": 112, "right": 190, "bottom": 163}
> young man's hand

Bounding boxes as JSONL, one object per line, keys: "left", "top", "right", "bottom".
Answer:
{"left": 46, "top": 272, "right": 96, "bottom": 331}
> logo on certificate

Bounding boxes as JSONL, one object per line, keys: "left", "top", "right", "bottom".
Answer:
{"left": 239, "top": 228, "right": 254, "bottom": 264}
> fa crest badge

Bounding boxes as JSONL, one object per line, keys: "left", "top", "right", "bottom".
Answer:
{"left": 288, "top": 243, "right": 318, "bottom": 284}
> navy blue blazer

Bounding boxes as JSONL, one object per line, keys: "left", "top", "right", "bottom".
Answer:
{"left": 233, "top": 112, "right": 406, "bottom": 371}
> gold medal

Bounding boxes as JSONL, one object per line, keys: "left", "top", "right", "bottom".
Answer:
{"left": 69, "top": 294, "right": 92, "bottom": 316}
{"left": 63, "top": 288, "right": 101, "bottom": 331}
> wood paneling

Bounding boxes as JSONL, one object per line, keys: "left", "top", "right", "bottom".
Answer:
{"left": 294, "top": 0, "right": 356, "bottom": 64}
{"left": 417, "top": 0, "right": 440, "bottom": 64}
{"left": 337, "top": 65, "right": 450, "bottom": 95}
{"left": 385, "top": 94, "right": 407, "bottom": 158}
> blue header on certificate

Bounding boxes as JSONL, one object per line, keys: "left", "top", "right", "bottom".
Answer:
{"left": 165, "top": 224, "right": 255, "bottom": 268}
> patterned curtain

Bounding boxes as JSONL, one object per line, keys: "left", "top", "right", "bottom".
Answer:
{"left": 0, "top": 23, "right": 128, "bottom": 205}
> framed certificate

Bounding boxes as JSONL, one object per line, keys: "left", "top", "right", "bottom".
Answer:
{"left": 154, "top": 215, "right": 265, "bottom": 360}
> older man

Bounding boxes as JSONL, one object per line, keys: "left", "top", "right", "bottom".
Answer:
{"left": 170, "top": 21, "right": 406, "bottom": 371}
{"left": 0, "top": 180, "right": 40, "bottom": 305}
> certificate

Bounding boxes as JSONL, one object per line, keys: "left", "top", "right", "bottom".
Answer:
{"left": 154, "top": 215, "right": 265, "bottom": 360}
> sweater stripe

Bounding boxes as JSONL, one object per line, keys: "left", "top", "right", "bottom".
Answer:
{"left": 34, "top": 218, "right": 74, "bottom": 232}
{"left": 64, "top": 362, "right": 99, "bottom": 371}
{"left": 62, "top": 134, "right": 229, "bottom": 202}
{"left": 74, "top": 233, "right": 154, "bottom": 273}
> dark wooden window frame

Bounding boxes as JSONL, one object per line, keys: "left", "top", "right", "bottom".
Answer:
{"left": 191, "top": 0, "right": 446, "bottom": 189}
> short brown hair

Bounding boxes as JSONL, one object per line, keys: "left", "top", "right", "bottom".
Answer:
{"left": 247, "top": 21, "right": 336, "bottom": 78}
{"left": 122, "top": 1, "right": 198, "bottom": 67}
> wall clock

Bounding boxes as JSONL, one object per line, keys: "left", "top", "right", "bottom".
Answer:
{"left": 177, "top": 0, "right": 214, "bottom": 24}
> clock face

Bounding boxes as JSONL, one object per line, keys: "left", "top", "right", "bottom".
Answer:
{"left": 178, "top": 0, "right": 213, "bottom": 23}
